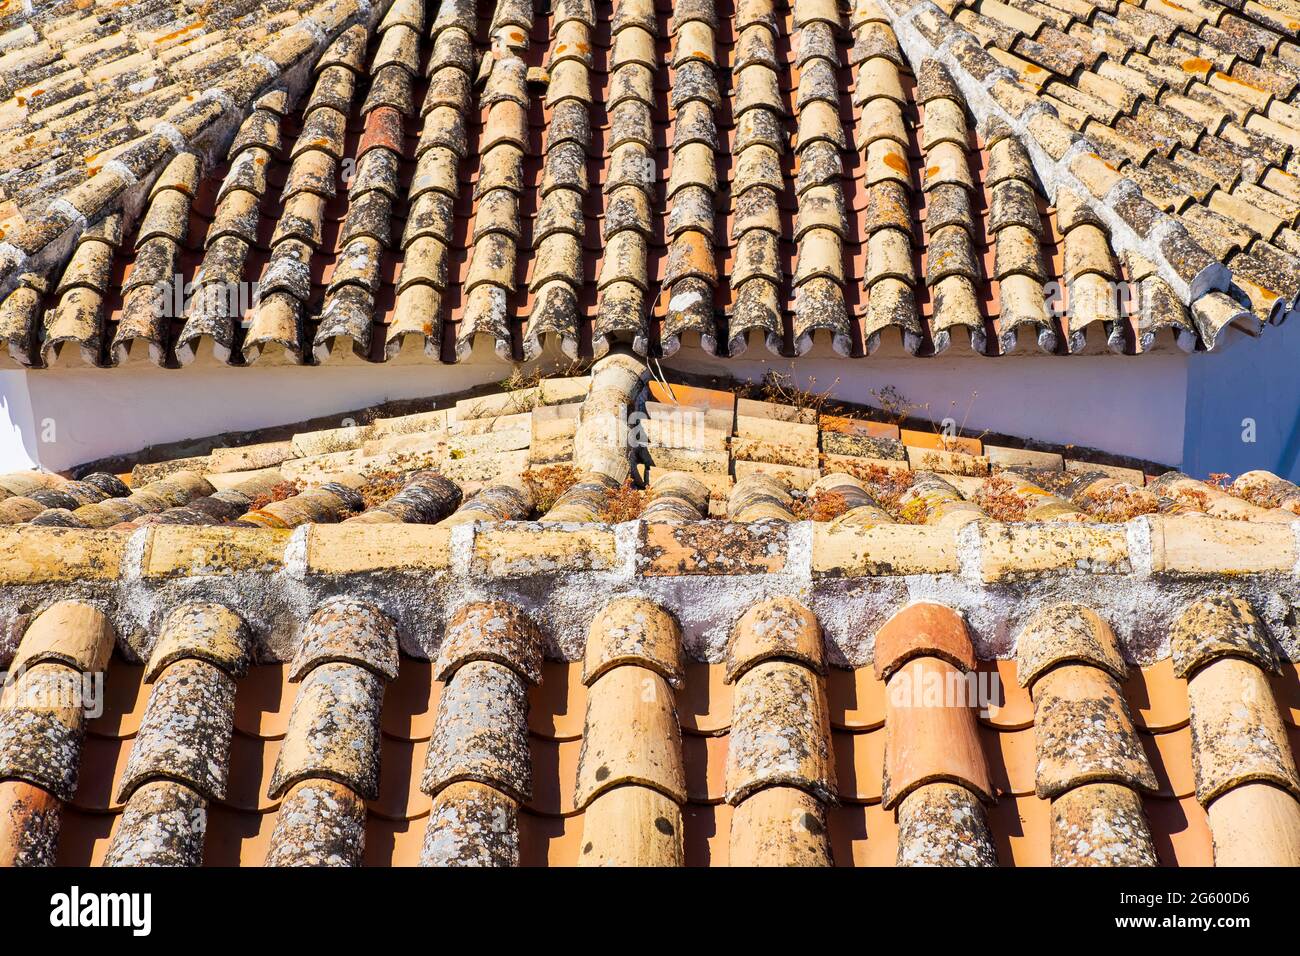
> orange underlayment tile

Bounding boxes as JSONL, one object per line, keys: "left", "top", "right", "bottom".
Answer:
{"left": 977, "top": 658, "right": 1034, "bottom": 730}
{"left": 232, "top": 663, "right": 293, "bottom": 739}
{"left": 830, "top": 803, "right": 899, "bottom": 868}
{"left": 827, "top": 666, "right": 886, "bottom": 731}
{"left": 832, "top": 728, "right": 886, "bottom": 804}
{"left": 381, "top": 658, "right": 441, "bottom": 741}
{"left": 371, "top": 737, "right": 432, "bottom": 821}
{"left": 677, "top": 660, "right": 733, "bottom": 735}
{"left": 364, "top": 817, "right": 425, "bottom": 867}
{"left": 519, "top": 812, "right": 583, "bottom": 867}
{"left": 1124, "top": 658, "right": 1190, "bottom": 732}
{"left": 528, "top": 660, "right": 586, "bottom": 740}
{"left": 982, "top": 725, "right": 1036, "bottom": 798}
{"left": 225, "top": 733, "right": 283, "bottom": 812}
{"left": 57, "top": 810, "right": 117, "bottom": 867}
{"left": 682, "top": 733, "right": 727, "bottom": 805}
{"left": 1140, "top": 726, "right": 1197, "bottom": 800}
{"left": 70, "top": 735, "right": 131, "bottom": 813}
{"left": 86, "top": 660, "right": 146, "bottom": 738}
{"left": 527, "top": 736, "right": 581, "bottom": 817}
{"left": 1145, "top": 796, "right": 1214, "bottom": 867}
{"left": 204, "top": 805, "right": 275, "bottom": 867}
{"left": 1273, "top": 663, "right": 1300, "bottom": 727}
{"left": 987, "top": 795, "right": 1051, "bottom": 867}
{"left": 683, "top": 803, "right": 730, "bottom": 867}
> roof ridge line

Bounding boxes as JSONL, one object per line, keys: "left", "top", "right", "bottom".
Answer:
{"left": 879, "top": 0, "right": 1262, "bottom": 350}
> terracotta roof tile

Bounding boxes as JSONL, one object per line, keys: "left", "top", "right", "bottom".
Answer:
{"left": 11, "top": 0, "right": 1289, "bottom": 366}
{"left": 2, "top": 361, "right": 1300, "bottom": 865}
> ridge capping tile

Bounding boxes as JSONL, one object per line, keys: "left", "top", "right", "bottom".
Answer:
{"left": 1143, "top": 514, "right": 1297, "bottom": 576}
{"left": 638, "top": 520, "right": 790, "bottom": 576}
{"left": 142, "top": 525, "right": 291, "bottom": 577}
{"left": 0, "top": 527, "right": 126, "bottom": 584}
{"left": 471, "top": 524, "right": 619, "bottom": 578}
{"left": 881, "top": 0, "right": 1233, "bottom": 314}
{"left": 305, "top": 523, "right": 454, "bottom": 574}
{"left": 965, "top": 521, "right": 1132, "bottom": 583}
{"left": 811, "top": 523, "right": 959, "bottom": 576}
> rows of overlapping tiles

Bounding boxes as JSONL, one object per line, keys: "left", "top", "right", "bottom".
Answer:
{"left": 880, "top": 0, "right": 1300, "bottom": 331}
{"left": 3, "top": 591, "right": 1297, "bottom": 866}
{"left": 9, "top": 355, "right": 1300, "bottom": 531}
{"left": 2, "top": 0, "right": 1237, "bottom": 368}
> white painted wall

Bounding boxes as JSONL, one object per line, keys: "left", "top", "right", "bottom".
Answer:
{"left": 1, "top": 347, "right": 1191, "bottom": 473}
{"left": 667, "top": 347, "right": 1190, "bottom": 465}
{"left": 1, "top": 362, "right": 508, "bottom": 472}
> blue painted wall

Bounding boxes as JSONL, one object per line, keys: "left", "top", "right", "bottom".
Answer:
{"left": 1184, "top": 321, "right": 1300, "bottom": 482}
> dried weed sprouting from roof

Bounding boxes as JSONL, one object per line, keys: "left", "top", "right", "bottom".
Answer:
{"left": 522, "top": 464, "right": 581, "bottom": 514}
{"left": 601, "top": 480, "right": 645, "bottom": 522}
{"left": 791, "top": 490, "right": 849, "bottom": 522}
{"left": 833, "top": 462, "right": 915, "bottom": 516}
{"left": 975, "top": 474, "right": 1028, "bottom": 522}
{"left": 740, "top": 366, "right": 839, "bottom": 416}
{"left": 1077, "top": 483, "right": 1159, "bottom": 522}
{"left": 356, "top": 471, "right": 408, "bottom": 510}
{"left": 247, "top": 480, "right": 302, "bottom": 511}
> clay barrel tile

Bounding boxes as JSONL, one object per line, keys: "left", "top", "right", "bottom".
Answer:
{"left": 145, "top": 602, "right": 250, "bottom": 682}
{"left": 881, "top": 656, "right": 992, "bottom": 808}
{"left": 1015, "top": 603, "right": 1129, "bottom": 691}
{"left": 0, "top": 781, "right": 61, "bottom": 867}
{"left": 583, "top": 597, "right": 684, "bottom": 689}
{"left": 420, "top": 780, "right": 520, "bottom": 867}
{"left": 263, "top": 779, "right": 369, "bottom": 867}
{"left": 1169, "top": 594, "right": 1277, "bottom": 679}
{"left": 267, "top": 662, "right": 386, "bottom": 801}
{"left": 103, "top": 780, "right": 208, "bottom": 868}
{"left": 540, "top": 474, "right": 617, "bottom": 523}
{"left": 1204, "top": 782, "right": 1300, "bottom": 866}
{"left": 1031, "top": 664, "right": 1158, "bottom": 799}
{"left": 725, "top": 660, "right": 835, "bottom": 805}
{"left": 440, "top": 482, "right": 534, "bottom": 526}
{"left": 0, "top": 664, "right": 87, "bottom": 801}
{"left": 9, "top": 600, "right": 114, "bottom": 677}
{"left": 897, "top": 782, "right": 998, "bottom": 866}
{"left": 729, "top": 785, "right": 832, "bottom": 866}
{"left": 1050, "top": 782, "right": 1158, "bottom": 866}
{"left": 578, "top": 785, "right": 684, "bottom": 866}
{"left": 434, "top": 600, "right": 543, "bottom": 686}
{"left": 727, "top": 472, "right": 796, "bottom": 522}
{"left": 574, "top": 664, "right": 686, "bottom": 807}
{"left": 1185, "top": 656, "right": 1300, "bottom": 805}
{"left": 873, "top": 601, "right": 976, "bottom": 681}
{"left": 288, "top": 598, "right": 400, "bottom": 683}
{"left": 114, "top": 658, "right": 237, "bottom": 804}
{"left": 641, "top": 471, "right": 710, "bottom": 522}
{"left": 896, "top": 473, "right": 986, "bottom": 526}
{"left": 421, "top": 660, "right": 533, "bottom": 803}
{"left": 346, "top": 472, "right": 462, "bottom": 524}
{"left": 726, "top": 596, "right": 825, "bottom": 684}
